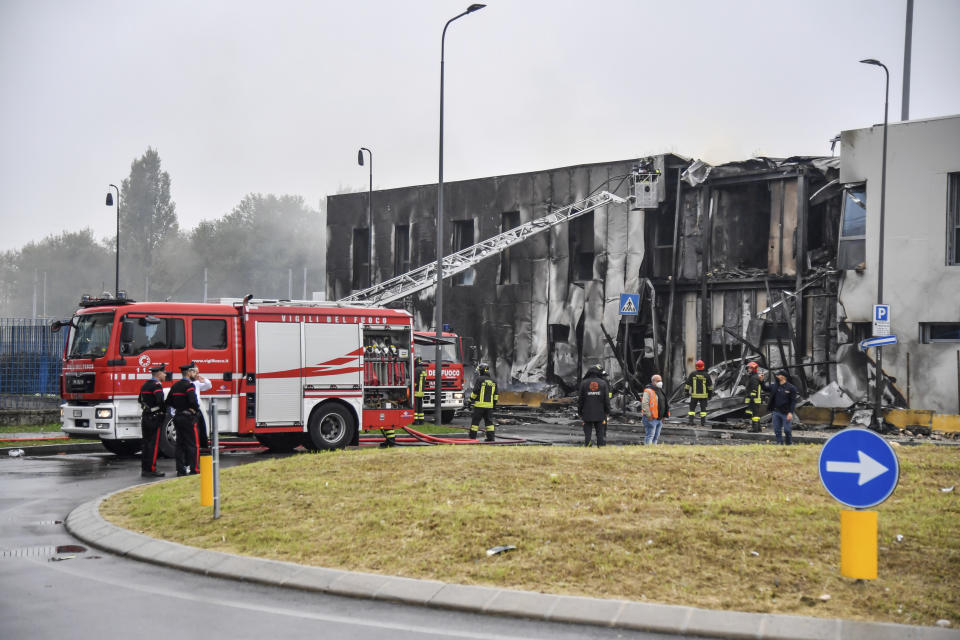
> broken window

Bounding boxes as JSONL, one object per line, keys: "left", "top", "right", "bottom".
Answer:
{"left": 569, "top": 211, "right": 595, "bottom": 281}
{"left": 352, "top": 227, "right": 370, "bottom": 290}
{"left": 499, "top": 211, "right": 521, "bottom": 284}
{"left": 452, "top": 219, "right": 475, "bottom": 286}
{"left": 652, "top": 207, "right": 675, "bottom": 277}
{"left": 393, "top": 224, "right": 410, "bottom": 277}
{"left": 948, "top": 173, "right": 960, "bottom": 266}
{"left": 549, "top": 323, "right": 570, "bottom": 342}
{"left": 838, "top": 186, "right": 866, "bottom": 270}
{"left": 920, "top": 322, "right": 960, "bottom": 343}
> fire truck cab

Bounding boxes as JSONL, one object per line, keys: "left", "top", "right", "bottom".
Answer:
{"left": 56, "top": 297, "right": 415, "bottom": 456}
{"left": 413, "top": 330, "right": 469, "bottom": 423}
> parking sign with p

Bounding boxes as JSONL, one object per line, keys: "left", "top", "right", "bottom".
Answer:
{"left": 872, "top": 304, "right": 890, "bottom": 337}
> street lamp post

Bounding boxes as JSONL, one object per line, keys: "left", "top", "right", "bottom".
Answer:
{"left": 860, "top": 58, "right": 889, "bottom": 431}
{"left": 436, "top": 3, "right": 485, "bottom": 426}
{"left": 105, "top": 184, "right": 120, "bottom": 298}
{"left": 358, "top": 147, "right": 373, "bottom": 288}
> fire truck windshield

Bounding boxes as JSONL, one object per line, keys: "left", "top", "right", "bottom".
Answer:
{"left": 67, "top": 313, "right": 114, "bottom": 359}
{"left": 415, "top": 342, "right": 459, "bottom": 364}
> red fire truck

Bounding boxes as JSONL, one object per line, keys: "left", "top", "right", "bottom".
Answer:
{"left": 55, "top": 296, "right": 415, "bottom": 456}
{"left": 413, "top": 330, "right": 469, "bottom": 424}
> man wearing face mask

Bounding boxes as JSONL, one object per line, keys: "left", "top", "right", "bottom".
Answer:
{"left": 641, "top": 374, "right": 670, "bottom": 445}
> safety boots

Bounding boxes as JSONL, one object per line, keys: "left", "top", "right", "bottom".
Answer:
{"left": 379, "top": 438, "right": 396, "bottom": 448}
{"left": 468, "top": 428, "right": 478, "bottom": 440}
{"left": 485, "top": 431, "right": 495, "bottom": 442}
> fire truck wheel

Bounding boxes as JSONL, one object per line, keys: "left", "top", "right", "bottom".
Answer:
{"left": 256, "top": 434, "right": 301, "bottom": 453}
{"left": 101, "top": 439, "right": 142, "bottom": 457}
{"left": 307, "top": 404, "right": 356, "bottom": 450}
{"left": 158, "top": 416, "right": 177, "bottom": 458}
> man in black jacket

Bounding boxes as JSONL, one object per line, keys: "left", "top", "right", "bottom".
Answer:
{"left": 138, "top": 364, "right": 167, "bottom": 478}
{"left": 765, "top": 370, "right": 798, "bottom": 445}
{"left": 578, "top": 365, "right": 611, "bottom": 447}
{"left": 168, "top": 362, "right": 201, "bottom": 475}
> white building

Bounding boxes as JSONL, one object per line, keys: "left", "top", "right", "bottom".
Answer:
{"left": 838, "top": 114, "right": 960, "bottom": 413}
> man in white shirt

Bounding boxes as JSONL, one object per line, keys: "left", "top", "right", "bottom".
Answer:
{"left": 190, "top": 364, "right": 213, "bottom": 449}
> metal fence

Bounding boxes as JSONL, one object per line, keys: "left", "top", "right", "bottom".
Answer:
{"left": 0, "top": 318, "right": 66, "bottom": 409}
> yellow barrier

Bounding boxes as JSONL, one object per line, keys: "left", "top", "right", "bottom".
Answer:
{"left": 841, "top": 510, "right": 877, "bottom": 580}
{"left": 931, "top": 414, "right": 960, "bottom": 433}
{"left": 200, "top": 455, "right": 213, "bottom": 506}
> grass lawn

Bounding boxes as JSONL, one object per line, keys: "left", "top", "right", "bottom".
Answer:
{"left": 0, "top": 438, "right": 98, "bottom": 447}
{"left": 0, "top": 423, "right": 64, "bottom": 434}
{"left": 101, "top": 443, "right": 960, "bottom": 627}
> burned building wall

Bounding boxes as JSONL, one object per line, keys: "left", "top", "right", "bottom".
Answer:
{"left": 327, "top": 158, "right": 663, "bottom": 391}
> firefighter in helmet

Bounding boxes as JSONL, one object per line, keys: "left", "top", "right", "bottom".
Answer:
{"left": 138, "top": 364, "right": 167, "bottom": 477}
{"left": 578, "top": 364, "right": 611, "bottom": 446}
{"left": 685, "top": 359, "right": 713, "bottom": 426}
{"left": 468, "top": 362, "right": 498, "bottom": 441}
{"left": 743, "top": 361, "right": 764, "bottom": 432}
{"left": 413, "top": 356, "right": 426, "bottom": 426}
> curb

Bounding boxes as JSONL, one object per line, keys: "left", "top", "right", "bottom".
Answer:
{"left": 66, "top": 490, "right": 958, "bottom": 640}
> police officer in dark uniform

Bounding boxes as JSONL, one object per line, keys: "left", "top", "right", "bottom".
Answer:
{"left": 578, "top": 364, "right": 611, "bottom": 446}
{"left": 743, "top": 361, "right": 764, "bottom": 432}
{"left": 685, "top": 360, "right": 713, "bottom": 426}
{"left": 468, "top": 363, "right": 498, "bottom": 441}
{"left": 138, "top": 364, "right": 167, "bottom": 477}
{"left": 168, "top": 362, "right": 201, "bottom": 476}
{"left": 413, "top": 356, "right": 426, "bottom": 426}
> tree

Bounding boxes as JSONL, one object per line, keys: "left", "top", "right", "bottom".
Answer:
{"left": 119, "top": 148, "right": 180, "bottom": 298}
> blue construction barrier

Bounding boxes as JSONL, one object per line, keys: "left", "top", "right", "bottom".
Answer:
{"left": 0, "top": 319, "right": 66, "bottom": 409}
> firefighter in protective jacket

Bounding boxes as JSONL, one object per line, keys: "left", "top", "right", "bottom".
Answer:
{"left": 168, "top": 362, "right": 201, "bottom": 476}
{"left": 138, "top": 364, "right": 167, "bottom": 477}
{"left": 743, "top": 361, "right": 764, "bottom": 432}
{"left": 685, "top": 360, "right": 713, "bottom": 426}
{"left": 468, "top": 363, "right": 498, "bottom": 441}
{"left": 413, "top": 356, "right": 426, "bottom": 426}
{"left": 578, "top": 364, "right": 611, "bottom": 446}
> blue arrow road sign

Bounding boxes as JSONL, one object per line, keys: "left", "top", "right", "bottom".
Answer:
{"left": 619, "top": 293, "right": 639, "bottom": 316}
{"left": 859, "top": 335, "right": 898, "bottom": 350}
{"left": 819, "top": 429, "right": 899, "bottom": 508}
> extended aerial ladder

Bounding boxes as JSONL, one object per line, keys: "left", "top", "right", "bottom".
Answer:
{"left": 340, "top": 190, "right": 627, "bottom": 306}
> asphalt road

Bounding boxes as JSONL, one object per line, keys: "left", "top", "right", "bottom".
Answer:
{"left": 0, "top": 449, "right": 708, "bottom": 640}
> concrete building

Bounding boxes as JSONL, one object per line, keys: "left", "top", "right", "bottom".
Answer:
{"left": 325, "top": 153, "right": 845, "bottom": 407}
{"left": 837, "top": 114, "right": 960, "bottom": 414}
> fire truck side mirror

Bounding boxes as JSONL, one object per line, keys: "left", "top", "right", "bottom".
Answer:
{"left": 120, "top": 321, "right": 134, "bottom": 344}
{"left": 50, "top": 321, "right": 63, "bottom": 333}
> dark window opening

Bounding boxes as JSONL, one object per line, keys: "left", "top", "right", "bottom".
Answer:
{"left": 499, "top": 211, "right": 521, "bottom": 284}
{"left": 921, "top": 322, "right": 960, "bottom": 343}
{"left": 652, "top": 207, "right": 676, "bottom": 277}
{"left": 569, "top": 211, "right": 595, "bottom": 281}
{"left": 352, "top": 228, "right": 370, "bottom": 290}
{"left": 838, "top": 186, "right": 866, "bottom": 270}
{"left": 452, "top": 220, "right": 475, "bottom": 286}
{"left": 394, "top": 224, "right": 410, "bottom": 277}
{"left": 948, "top": 173, "right": 960, "bottom": 266}
{"left": 549, "top": 323, "right": 570, "bottom": 342}
{"left": 192, "top": 319, "right": 227, "bottom": 350}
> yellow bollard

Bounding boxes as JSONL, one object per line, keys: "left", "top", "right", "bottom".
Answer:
{"left": 200, "top": 455, "right": 213, "bottom": 506}
{"left": 841, "top": 510, "right": 878, "bottom": 579}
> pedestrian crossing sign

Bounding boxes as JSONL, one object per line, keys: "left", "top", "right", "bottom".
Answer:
{"left": 619, "top": 293, "right": 639, "bottom": 316}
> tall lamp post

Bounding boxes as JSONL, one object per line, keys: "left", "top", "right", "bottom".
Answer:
{"left": 436, "top": 3, "right": 485, "bottom": 425}
{"left": 358, "top": 147, "right": 373, "bottom": 288}
{"left": 105, "top": 184, "right": 120, "bottom": 298}
{"left": 860, "top": 58, "right": 889, "bottom": 431}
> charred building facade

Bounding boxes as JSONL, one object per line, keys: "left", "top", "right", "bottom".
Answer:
{"left": 326, "top": 153, "right": 848, "bottom": 406}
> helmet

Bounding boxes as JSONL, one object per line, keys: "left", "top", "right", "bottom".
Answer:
{"left": 477, "top": 363, "right": 490, "bottom": 376}
{"left": 747, "top": 361, "right": 759, "bottom": 371}
{"left": 590, "top": 364, "right": 606, "bottom": 377}
{"left": 695, "top": 360, "right": 705, "bottom": 370}
{"left": 414, "top": 356, "right": 422, "bottom": 365}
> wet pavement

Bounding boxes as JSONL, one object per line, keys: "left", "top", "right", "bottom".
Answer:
{"left": 0, "top": 449, "right": 701, "bottom": 640}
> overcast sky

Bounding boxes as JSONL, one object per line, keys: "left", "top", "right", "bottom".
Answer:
{"left": 1, "top": 0, "right": 958, "bottom": 252}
